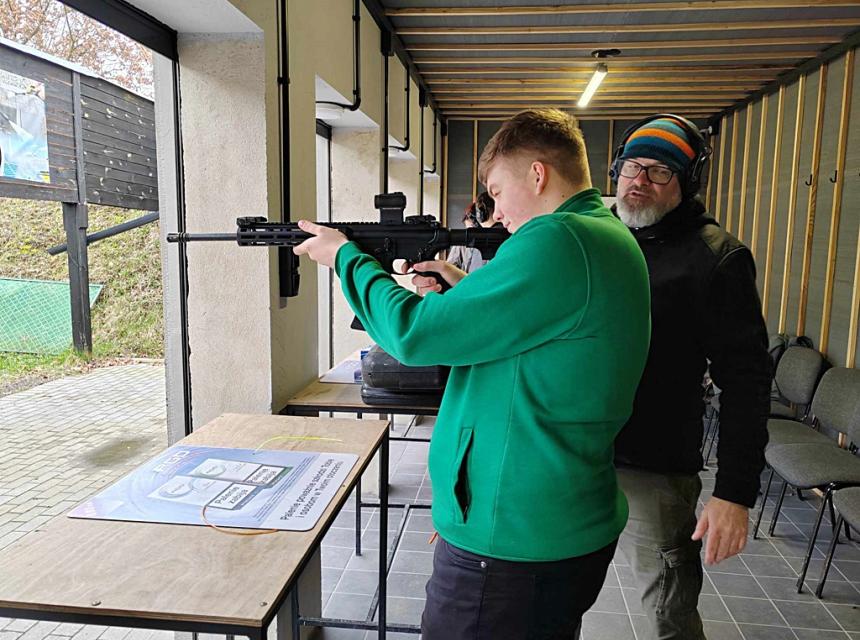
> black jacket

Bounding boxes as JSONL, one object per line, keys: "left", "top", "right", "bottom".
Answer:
{"left": 614, "top": 197, "right": 771, "bottom": 508}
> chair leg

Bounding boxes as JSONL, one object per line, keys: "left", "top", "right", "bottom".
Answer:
{"left": 768, "top": 480, "right": 789, "bottom": 537}
{"left": 845, "top": 520, "right": 853, "bottom": 542}
{"left": 816, "top": 513, "right": 844, "bottom": 598}
{"left": 797, "top": 488, "right": 805, "bottom": 501}
{"left": 828, "top": 496, "right": 838, "bottom": 537}
{"left": 754, "top": 467, "right": 775, "bottom": 539}
{"left": 704, "top": 418, "right": 719, "bottom": 463}
{"left": 797, "top": 486, "right": 833, "bottom": 593}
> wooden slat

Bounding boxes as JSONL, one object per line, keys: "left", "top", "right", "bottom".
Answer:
{"left": 82, "top": 141, "right": 157, "bottom": 167}
{"left": 442, "top": 110, "right": 720, "bottom": 118}
{"left": 442, "top": 133, "right": 449, "bottom": 225}
{"left": 797, "top": 64, "right": 828, "bottom": 336}
{"left": 417, "top": 52, "right": 818, "bottom": 64}
{"left": 387, "top": 1, "right": 860, "bottom": 16}
{"left": 725, "top": 110, "right": 740, "bottom": 233}
{"left": 398, "top": 19, "right": 858, "bottom": 36}
{"left": 427, "top": 77, "right": 776, "bottom": 85}
{"left": 706, "top": 132, "right": 717, "bottom": 209}
{"left": 440, "top": 101, "right": 734, "bottom": 108}
{"left": 436, "top": 98, "right": 738, "bottom": 106}
{"left": 762, "top": 85, "right": 786, "bottom": 321}
{"left": 714, "top": 116, "right": 728, "bottom": 223}
{"left": 750, "top": 95, "right": 770, "bottom": 260}
{"left": 82, "top": 119, "right": 157, "bottom": 152}
{"left": 819, "top": 50, "right": 854, "bottom": 354}
{"left": 778, "top": 73, "right": 806, "bottom": 333}
{"left": 472, "top": 120, "right": 478, "bottom": 199}
{"left": 606, "top": 119, "right": 615, "bottom": 195}
{"left": 432, "top": 86, "right": 758, "bottom": 94}
{"left": 86, "top": 187, "right": 159, "bottom": 211}
{"left": 737, "top": 104, "right": 754, "bottom": 241}
{"left": 422, "top": 65, "right": 793, "bottom": 75}
{"left": 407, "top": 36, "right": 840, "bottom": 52}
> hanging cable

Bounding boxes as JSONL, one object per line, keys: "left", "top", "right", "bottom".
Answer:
{"left": 315, "top": 0, "right": 362, "bottom": 111}
{"left": 390, "top": 63, "right": 410, "bottom": 152}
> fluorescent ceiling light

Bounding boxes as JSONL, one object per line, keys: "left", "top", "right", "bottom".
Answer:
{"left": 577, "top": 63, "right": 608, "bottom": 108}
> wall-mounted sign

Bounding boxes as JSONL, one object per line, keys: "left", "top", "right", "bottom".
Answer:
{"left": 0, "top": 68, "right": 49, "bottom": 183}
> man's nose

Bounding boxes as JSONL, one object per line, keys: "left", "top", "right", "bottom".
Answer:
{"left": 493, "top": 210, "right": 503, "bottom": 221}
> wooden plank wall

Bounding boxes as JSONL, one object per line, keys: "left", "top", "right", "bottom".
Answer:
{"left": 710, "top": 47, "right": 860, "bottom": 367}
{"left": 80, "top": 76, "right": 158, "bottom": 211}
{"left": 0, "top": 45, "right": 78, "bottom": 201}
{"left": 0, "top": 43, "right": 158, "bottom": 211}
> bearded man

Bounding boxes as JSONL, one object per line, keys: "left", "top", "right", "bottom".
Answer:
{"left": 611, "top": 115, "right": 771, "bottom": 640}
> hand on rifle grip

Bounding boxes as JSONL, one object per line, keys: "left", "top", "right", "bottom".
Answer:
{"left": 414, "top": 270, "right": 452, "bottom": 293}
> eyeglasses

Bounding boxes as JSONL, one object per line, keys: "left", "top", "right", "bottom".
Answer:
{"left": 618, "top": 160, "right": 675, "bottom": 185}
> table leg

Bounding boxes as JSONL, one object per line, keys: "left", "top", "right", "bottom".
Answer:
{"left": 378, "top": 435, "right": 389, "bottom": 640}
{"left": 276, "top": 548, "right": 322, "bottom": 640}
{"left": 355, "top": 477, "right": 362, "bottom": 556}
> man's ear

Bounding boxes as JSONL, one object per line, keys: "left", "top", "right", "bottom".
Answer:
{"left": 530, "top": 161, "right": 549, "bottom": 195}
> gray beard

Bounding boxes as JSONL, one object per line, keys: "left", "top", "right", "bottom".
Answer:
{"left": 616, "top": 198, "right": 671, "bottom": 229}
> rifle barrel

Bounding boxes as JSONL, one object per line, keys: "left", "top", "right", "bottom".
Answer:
{"left": 166, "top": 232, "right": 237, "bottom": 242}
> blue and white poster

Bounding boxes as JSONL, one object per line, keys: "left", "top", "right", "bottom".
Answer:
{"left": 69, "top": 445, "right": 358, "bottom": 531}
{"left": 0, "top": 68, "right": 49, "bottom": 183}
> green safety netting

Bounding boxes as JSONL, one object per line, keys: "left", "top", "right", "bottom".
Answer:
{"left": 0, "top": 277, "right": 103, "bottom": 354}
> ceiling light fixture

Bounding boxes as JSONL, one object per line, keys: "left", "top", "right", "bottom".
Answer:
{"left": 578, "top": 49, "right": 620, "bottom": 108}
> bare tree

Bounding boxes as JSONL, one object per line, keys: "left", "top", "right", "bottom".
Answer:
{"left": 0, "top": 0, "right": 153, "bottom": 98}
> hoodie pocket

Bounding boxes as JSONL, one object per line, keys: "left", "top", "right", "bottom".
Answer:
{"left": 452, "top": 427, "right": 474, "bottom": 524}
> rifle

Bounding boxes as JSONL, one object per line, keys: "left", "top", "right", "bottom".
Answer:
{"left": 166, "top": 192, "right": 509, "bottom": 298}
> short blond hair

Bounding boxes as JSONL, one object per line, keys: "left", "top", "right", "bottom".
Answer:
{"left": 478, "top": 108, "right": 589, "bottom": 186}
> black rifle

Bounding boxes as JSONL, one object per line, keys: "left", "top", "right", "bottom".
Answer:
{"left": 166, "top": 192, "right": 509, "bottom": 298}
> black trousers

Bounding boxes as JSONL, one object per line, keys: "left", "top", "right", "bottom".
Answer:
{"left": 421, "top": 537, "right": 617, "bottom": 640}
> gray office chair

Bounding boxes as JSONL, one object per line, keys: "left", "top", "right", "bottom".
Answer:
{"left": 816, "top": 486, "right": 860, "bottom": 598}
{"left": 753, "top": 368, "right": 860, "bottom": 594}
{"left": 767, "top": 346, "right": 827, "bottom": 438}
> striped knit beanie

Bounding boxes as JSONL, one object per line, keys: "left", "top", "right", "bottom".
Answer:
{"left": 620, "top": 117, "right": 697, "bottom": 172}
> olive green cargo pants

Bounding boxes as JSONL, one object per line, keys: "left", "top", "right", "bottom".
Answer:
{"left": 616, "top": 467, "right": 707, "bottom": 640}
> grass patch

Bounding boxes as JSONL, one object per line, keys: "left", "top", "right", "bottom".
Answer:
{"left": 0, "top": 198, "right": 163, "bottom": 393}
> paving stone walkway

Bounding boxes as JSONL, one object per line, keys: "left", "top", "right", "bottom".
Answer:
{"left": 0, "top": 364, "right": 171, "bottom": 640}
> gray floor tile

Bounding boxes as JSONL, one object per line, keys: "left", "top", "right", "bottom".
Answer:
{"left": 384, "top": 596, "right": 425, "bottom": 625}
{"left": 387, "top": 572, "right": 429, "bottom": 600}
{"left": 736, "top": 623, "right": 799, "bottom": 639}
{"left": 390, "top": 550, "right": 434, "bottom": 575}
{"left": 709, "top": 572, "right": 768, "bottom": 598}
{"left": 757, "top": 576, "right": 819, "bottom": 602}
{"left": 721, "top": 596, "right": 785, "bottom": 625}
{"left": 741, "top": 554, "right": 799, "bottom": 579}
{"left": 322, "top": 545, "right": 355, "bottom": 570}
{"left": 335, "top": 570, "right": 381, "bottom": 596}
{"left": 620, "top": 587, "right": 643, "bottom": 615}
{"left": 793, "top": 631, "right": 851, "bottom": 640}
{"left": 591, "top": 587, "right": 626, "bottom": 615}
{"left": 774, "top": 599, "right": 843, "bottom": 631}
{"left": 323, "top": 593, "right": 374, "bottom": 621}
{"left": 699, "top": 593, "right": 732, "bottom": 622}
{"left": 701, "top": 620, "right": 744, "bottom": 639}
{"left": 826, "top": 604, "right": 860, "bottom": 632}
{"left": 706, "top": 555, "right": 751, "bottom": 576}
{"left": 580, "top": 612, "right": 634, "bottom": 640}
{"left": 836, "top": 563, "right": 860, "bottom": 582}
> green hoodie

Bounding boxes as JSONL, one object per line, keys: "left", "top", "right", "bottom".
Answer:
{"left": 335, "top": 188, "right": 650, "bottom": 561}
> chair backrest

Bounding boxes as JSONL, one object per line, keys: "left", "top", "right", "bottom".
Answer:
{"left": 810, "top": 368, "right": 860, "bottom": 445}
{"left": 774, "top": 346, "right": 826, "bottom": 406}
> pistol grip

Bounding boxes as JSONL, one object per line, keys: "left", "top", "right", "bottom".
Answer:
{"left": 415, "top": 270, "right": 451, "bottom": 293}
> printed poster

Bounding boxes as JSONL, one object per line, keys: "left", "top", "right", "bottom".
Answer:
{"left": 0, "top": 68, "right": 49, "bottom": 183}
{"left": 69, "top": 445, "right": 357, "bottom": 531}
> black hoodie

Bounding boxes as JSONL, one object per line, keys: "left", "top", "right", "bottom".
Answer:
{"left": 614, "top": 197, "right": 771, "bottom": 508}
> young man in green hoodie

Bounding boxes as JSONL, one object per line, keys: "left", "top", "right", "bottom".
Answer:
{"left": 294, "top": 108, "right": 651, "bottom": 639}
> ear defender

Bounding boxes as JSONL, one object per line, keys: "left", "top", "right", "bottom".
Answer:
{"left": 609, "top": 114, "right": 713, "bottom": 199}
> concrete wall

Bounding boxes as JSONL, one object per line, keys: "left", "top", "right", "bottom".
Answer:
{"left": 177, "top": 33, "right": 274, "bottom": 428}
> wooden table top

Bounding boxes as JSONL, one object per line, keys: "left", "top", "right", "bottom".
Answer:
{"left": 0, "top": 413, "right": 387, "bottom": 632}
{"left": 283, "top": 379, "right": 439, "bottom": 416}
